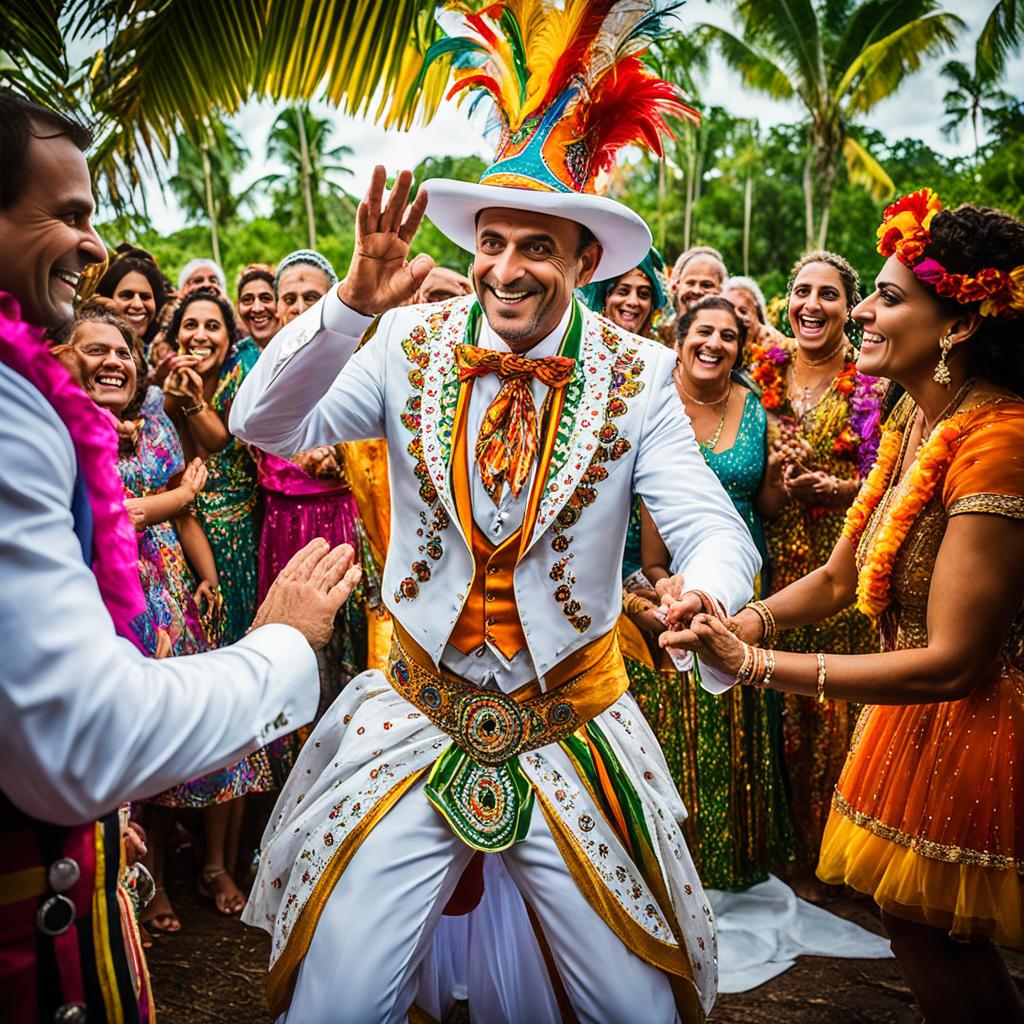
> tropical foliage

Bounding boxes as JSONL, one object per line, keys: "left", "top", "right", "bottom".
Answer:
{"left": 699, "top": 0, "right": 963, "bottom": 247}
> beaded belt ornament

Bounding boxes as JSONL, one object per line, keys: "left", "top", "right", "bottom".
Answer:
{"left": 388, "top": 634, "right": 579, "bottom": 767}
{"left": 386, "top": 625, "right": 628, "bottom": 852}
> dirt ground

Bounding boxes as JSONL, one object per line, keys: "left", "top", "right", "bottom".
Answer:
{"left": 144, "top": 834, "right": 1024, "bottom": 1024}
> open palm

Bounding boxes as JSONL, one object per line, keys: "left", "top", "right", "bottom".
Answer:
{"left": 338, "top": 165, "right": 435, "bottom": 315}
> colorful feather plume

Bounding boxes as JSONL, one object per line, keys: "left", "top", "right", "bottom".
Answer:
{"left": 398, "top": 0, "right": 701, "bottom": 182}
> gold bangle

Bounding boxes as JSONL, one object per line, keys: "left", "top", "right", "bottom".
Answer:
{"left": 760, "top": 648, "right": 776, "bottom": 690}
{"left": 744, "top": 599, "right": 777, "bottom": 649}
{"left": 736, "top": 643, "right": 755, "bottom": 686}
{"left": 815, "top": 652, "right": 827, "bottom": 704}
{"left": 183, "top": 401, "right": 207, "bottom": 417}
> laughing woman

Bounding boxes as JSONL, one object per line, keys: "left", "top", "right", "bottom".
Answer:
{"left": 579, "top": 248, "right": 668, "bottom": 339}
{"left": 161, "top": 289, "right": 272, "bottom": 916}
{"left": 673, "top": 194, "right": 1024, "bottom": 1024}
{"left": 749, "top": 251, "right": 884, "bottom": 888}
{"left": 628, "top": 295, "right": 793, "bottom": 889}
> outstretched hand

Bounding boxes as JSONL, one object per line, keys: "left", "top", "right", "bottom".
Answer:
{"left": 338, "top": 166, "right": 436, "bottom": 316}
{"left": 250, "top": 539, "right": 362, "bottom": 650}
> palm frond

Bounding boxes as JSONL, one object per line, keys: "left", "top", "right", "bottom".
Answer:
{"left": 842, "top": 134, "right": 894, "bottom": 199}
{"left": 831, "top": 0, "right": 943, "bottom": 86}
{"left": 977, "top": 0, "right": 1023, "bottom": 82}
{"left": 0, "top": 0, "right": 67, "bottom": 80}
{"left": 731, "top": 0, "right": 824, "bottom": 98}
{"left": 836, "top": 12, "right": 962, "bottom": 115}
{"left": 697, "top": 24, "right": 797, "bottom": 103}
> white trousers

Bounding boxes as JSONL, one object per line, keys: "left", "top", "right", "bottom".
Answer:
{"left": 282, "top": 776, "right": 678, "bottom": 1024}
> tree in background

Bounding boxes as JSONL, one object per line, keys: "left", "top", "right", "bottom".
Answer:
{"left": 408, "top": 154, "right": 488, "bottom": 270}
{"left": 940, "top": 58, "right": 1013, "bottom": 160}
{"left": 167, "top": 121, "right": 252, "bottom": 266}
{"left": 260, "top": 103, "right": 355, "bottom": 248}
{"left": 701, "top": 0, "right": 962, "bottom": 248}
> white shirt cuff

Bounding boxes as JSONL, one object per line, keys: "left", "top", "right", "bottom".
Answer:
{"left": 322, "top": 287, "right": 375, "bottom": 337}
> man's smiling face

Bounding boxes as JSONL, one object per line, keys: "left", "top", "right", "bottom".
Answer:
{"left": 472, "top": 208, "right": 601, "bottom": 352}
{"left": 0, "top": 129, "right": 105, "bottom": 329}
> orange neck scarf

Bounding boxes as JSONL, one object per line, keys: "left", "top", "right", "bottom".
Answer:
{"left": 455, "top": 344, "right": 576, "bottom": 504}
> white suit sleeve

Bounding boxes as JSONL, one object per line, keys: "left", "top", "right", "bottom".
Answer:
{"left": 0, "top": 373, "right": 320, "bottom": 825}
{"left": 631, "top": 348, "right": 760, "bottom": 693}
{"left": 229, "top": 289, "right": 390, "bottom": 455}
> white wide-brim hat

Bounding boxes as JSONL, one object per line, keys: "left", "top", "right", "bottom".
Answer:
{"left": 421, "top": 178, "right": 653, "bottom": 281}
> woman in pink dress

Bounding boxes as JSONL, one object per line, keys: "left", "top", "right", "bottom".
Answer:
{"left": 253, "top": 251, "right": 370, "bottom": 782}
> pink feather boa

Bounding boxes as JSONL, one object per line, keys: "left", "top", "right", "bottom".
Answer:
{"left": 0, "top": 292, "right": 148, "bottom": 650}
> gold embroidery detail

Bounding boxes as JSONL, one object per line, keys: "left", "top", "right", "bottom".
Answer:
{"left": 948, "top": 492, "right": 1024, "bottom": 520}
{"left": 833, "top": 791, "right": 1024, "bottom": 873}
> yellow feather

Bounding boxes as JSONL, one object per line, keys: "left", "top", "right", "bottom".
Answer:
{"left": 522, "top": 0, "right": 592, "bottom": 117}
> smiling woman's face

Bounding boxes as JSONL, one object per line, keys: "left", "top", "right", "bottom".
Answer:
{"left": 603, "top": 268, "right": 654, "bottom": 336}
{"left": 676, "top": 307, "right": 741, "bottom": 389}
{"left": 788, "top": 261, "right": 848, "bottom": 355}
{"left": 853, "top": 255, "right": 958, "bottom": 386}
{"left": 177, "top": 299, "right": 231, "bottom": 378}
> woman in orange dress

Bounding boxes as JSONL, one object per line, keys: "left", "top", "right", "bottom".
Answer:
{"left": 663, "top": 192, "right": 1024, "bottom": 1023}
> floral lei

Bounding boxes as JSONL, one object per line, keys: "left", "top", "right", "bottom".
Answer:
{"left": 877, "top": 187, "right": 1024, "bottom": 319}
{"left": 843, "top": 415, "right": 961, "bottom": 621}
{"left": 751, "top": 338, "right": 880, "bottom": 473}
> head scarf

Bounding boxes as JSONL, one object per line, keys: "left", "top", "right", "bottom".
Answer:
{"left": 577, "top": 248, "right": 669, "bottom": 319}
{"left": 274, "top": 249, "right": 338, "bottom": 293}
{"left": 178, "top": 258, "right": 227, "bottom": 293}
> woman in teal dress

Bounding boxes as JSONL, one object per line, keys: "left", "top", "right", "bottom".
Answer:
{"left": 627, "top": 295, "right": 794, "bottom": 890}
{"left": 162, "top": 290, "right": 271, "bottom": 917}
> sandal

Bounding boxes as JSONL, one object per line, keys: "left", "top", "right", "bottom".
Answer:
{"left": 198, "top": 867, "right": 246, "bottom": 916}
{"left": 140, "top": 887, "right": 181, "bottom": 934}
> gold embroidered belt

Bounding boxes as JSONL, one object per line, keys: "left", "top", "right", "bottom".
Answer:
{"left": 387, "top": 620, "right": 629, "bottom": 767}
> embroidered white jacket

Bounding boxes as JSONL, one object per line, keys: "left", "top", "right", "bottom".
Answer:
{"left": 231, "top": 293, "right": 759, "bottom": 683}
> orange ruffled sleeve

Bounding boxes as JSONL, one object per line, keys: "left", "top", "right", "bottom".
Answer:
{"left": 942, "top": 402, "right": 1024, "bottom": 520}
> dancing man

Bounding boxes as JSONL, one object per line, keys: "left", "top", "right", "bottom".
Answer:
{"left": 232, "top": 5, "right": 759, "bottom": 1020}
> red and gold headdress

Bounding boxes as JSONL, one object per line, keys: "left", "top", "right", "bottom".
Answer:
{"left": 876, "top": 188, "right": 1024, "bottom": 319}
{"left": 389, "top": 0, "right": 701, "bottom": 280}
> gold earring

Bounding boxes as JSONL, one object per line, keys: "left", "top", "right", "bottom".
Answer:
{"left": 933, "top": 331, "right": 953, "bottom": 387}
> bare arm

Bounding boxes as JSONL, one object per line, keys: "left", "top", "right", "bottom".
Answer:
{"left": 755, "top": 443, "right": 788, "bottom": 521}
{"left": 687, "top": 512, "right": 1024, "bottom": 705}
{"left": 124, "top": 458, "right": 207, "bottom": 529}
{"left": 726, "top": 533, "right": 859, "bottom": 645}
{"left": 175, "top": 511, "right": 219, "bottom": 588}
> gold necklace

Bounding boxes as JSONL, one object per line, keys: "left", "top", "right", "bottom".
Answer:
{"left": 795, "top": 338, "right": 847, "bottom": 367}
{"left": 674, "top": 364, "right": 730, "bottom": 406}
{"left": 699, "top": 384, "right": 733, "bottom": 453}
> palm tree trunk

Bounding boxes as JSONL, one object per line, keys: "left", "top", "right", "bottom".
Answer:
{"left": 683, "top": 153, "right": 695, "bottom": 251}
{"left": 802, "top": 150, "right": 814, "bottom": 251}
{"left": 296, "top": 104, "right": 317, "bottom": 249}
{"left": 657, "top": 155, "right": 667, "bottom": 252}
{"left": 743, "top": 172, "right": 752, "bottom": 276}
{"left": 200, "top": 143, "right": 221, "bottom": 267}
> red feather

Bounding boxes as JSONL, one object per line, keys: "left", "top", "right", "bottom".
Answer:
{"left": 580, "top": 56, "right": 700, "bottom": 173}
{"left": 447, "top": 74, "right": 504, "bottom": 104}
{"left": 465, "top": 11, "right": 501, "bottom": 49}
{"left": 539, "top": 0, "right": 618, "bottom": 111}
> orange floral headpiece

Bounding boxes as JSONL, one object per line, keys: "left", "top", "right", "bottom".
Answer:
{"left": 876, "top": 188, "right": 1024, "bottom": 319}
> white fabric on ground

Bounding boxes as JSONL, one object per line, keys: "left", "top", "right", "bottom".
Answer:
{"left": 710, "top": 874, "right": 893, "bottom": 993}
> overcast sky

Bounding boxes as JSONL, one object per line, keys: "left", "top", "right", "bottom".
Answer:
{"left": 107, "top": 0, "right": 1023, "bottom": 234}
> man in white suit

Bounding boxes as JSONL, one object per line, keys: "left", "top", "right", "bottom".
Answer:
{"left": 233, "top": 157, "right": 759, "bottom": 1023}
{"left": 0, "top": 92, "right": 360, "bottom": 1023}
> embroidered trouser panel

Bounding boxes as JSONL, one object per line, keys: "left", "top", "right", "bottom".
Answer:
{"left": 280, "top": 772, "right": 677, "bottom": 1024}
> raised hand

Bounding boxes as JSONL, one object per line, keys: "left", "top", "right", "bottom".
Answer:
{"left": 337, "top": 166, "right": 436, "bottom": 316}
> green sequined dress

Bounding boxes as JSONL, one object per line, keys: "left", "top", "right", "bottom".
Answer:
{"left": 196, "top": 345, "right": 262, "bottom": 645}
{"left": 625, "top": 391, "right": 794, "bottom": 889}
